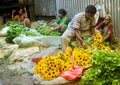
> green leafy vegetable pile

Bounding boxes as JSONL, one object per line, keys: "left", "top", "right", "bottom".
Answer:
{"left": 38, "top": 25, "right": 61, "bottom": 36}
{"left": 84, "top": 37, "right": 93, "bottom": 45}
{"left": 0, "top": 25, "right": 5, "bottom": 30}
{"left": 0, "top": 21, "right": 14, "bottom": 30}
{"left": 5, "top": 22, "right": 38, "bottom": 43}
{"left": 81, "top": 50, "right": 120, "bottom": 85}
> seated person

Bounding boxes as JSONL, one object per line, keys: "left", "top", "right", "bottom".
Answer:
{"left": 12, "top": 7, "right": 30, "bottom": 27}
{"left": 49, "top": 9, "right": 69, "bottom": 34}
{"left": 95, "top": 14, "right": 115, "bottom": 49}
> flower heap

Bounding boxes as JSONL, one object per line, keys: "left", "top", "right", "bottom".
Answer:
{"left": 73, "top": 48, "right": 93, "bottom": 68}
{"left": 56, "top": 52, "right": 73, "bottom": 72}
{"left": 34, "top": 51, "right": 73, "bottom": 80}
{"left": 34, "top": 46, "right": 94, "bottom": 80}
{"left": 34, "top": 56, "right": 61, "bottom": 80}
{"left": 91, "top": 33, "right": 111, "bottom": 51}
{"left": 91, "top": 33, "right": 103, "bottom": 47}
{"left": 65, "top": 46, "right": 73, "bottom": 56}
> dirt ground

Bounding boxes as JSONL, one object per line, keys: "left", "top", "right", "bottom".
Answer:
{"left": 0, "top": 55, "right": 33, "bottom": 85}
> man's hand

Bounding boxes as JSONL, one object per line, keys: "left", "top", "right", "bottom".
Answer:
{"left": 82, "top": 41, "right": 88, "bottom": 49}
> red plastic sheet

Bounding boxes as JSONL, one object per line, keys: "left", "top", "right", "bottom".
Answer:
{"left": 32, "top": 57, "right": 42, "bottom": 64}
{"left": 60, "top": 64, "right": 83, "bottom": 81}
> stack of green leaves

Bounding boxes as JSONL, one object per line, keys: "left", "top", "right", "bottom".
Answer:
{"left": 0, "top": 25, "right": 4, "bottom": 30}
{"left": 5, "top": 22, "right": 38, "bottom": 43}
{"left": 0, "top": 21, "right": 14, "bottom": 30}
{"left": 38, "top": 25, "right": 61, "bottom": 36}
{"left": 84, "top": 37, "right": 93, "bottom": 45}
{"left": 81, "top": 50, "right": 120, "bottom": 85}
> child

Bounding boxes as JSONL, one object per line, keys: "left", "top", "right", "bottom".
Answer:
{"left": 12, "top": 7, "right": 30, "bottom": 27}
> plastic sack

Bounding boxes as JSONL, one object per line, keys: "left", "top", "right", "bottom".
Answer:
{"left": 0, "top": 26, "right": 9, "bottom": 37}
{"left": 0, "top": 44, "right": 18, "bottom": 58}
{"left": 60, "top": 64, "right": 83, "bottom": 81}
{"left": 28, "top": 29, "right": 42, "bottom": 36}
{"left": 13, "top": 35, "right": 62, "bottom": 47}
{"left": 9, "top": 46, "right": 39, "bottom": 63}
{"left": 31, "top": 46, "right": 61, "bottom": 64}
{"left": 34, "top": 46, "right": 61, "bottom": 58}
{"left": 33, "top": 74, "right": 71, "bottom": 85}
{"left": 13, "top": 35, "right": 48, "bottom": 47}
{"left": 34, "top": 36, "right": 62, "bottom": 46}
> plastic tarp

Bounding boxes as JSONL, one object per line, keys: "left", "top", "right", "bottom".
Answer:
{"left": 34, "top": 46, "right": 61, "bottom": 58}
{"left": 0, "top": 27, "right": 9, "bottom": 37}
{"left": 9, "top": 46, "right": 40, "bottom": 63}
{"left": 33, "top": 75, "right": 71, "bottom": 85}
{"left": 13, "top": 35, "right": 62, "bottom": 47}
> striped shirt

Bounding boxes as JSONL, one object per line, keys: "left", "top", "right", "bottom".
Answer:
{"left": 67, "top": 12, "right": 96, "bottom": 37}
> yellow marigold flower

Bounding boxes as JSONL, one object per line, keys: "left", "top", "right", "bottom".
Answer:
{"left": 94, "top": 37, "right": 98, "bottom": 42}
{"left": 104, "top": 46, "right": 111, "bottom": 52}
{"left": 65, "top": 46, "right": 73, "bottom": 56}
{"left": 91, "top": 43, "right": 95, "bottom": 47}
{"left": 89, "top": 50, "right": 94, "bottom": 55}
{"left": 96, "top": 33, "right": 102, "bottom": 37}
{"left": 34, "top": 55, "right": 61, "bottom": 80}
{"left": 56, "top": 51, "right": 64, "bottom": 58}
{"left": 99, "top": 44, "right": 104, "bottom": 48}
{"left": 91, "top": 42, "right": 99, "bottom": 47}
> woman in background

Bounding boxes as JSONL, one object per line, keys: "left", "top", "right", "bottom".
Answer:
{"left": 12, "top": 7, "right": 31, "bottom": 27}
{"left": 95, "top": 14, "right": 115, "bottom": 49}
{"left": 49, "top": 9, "right": 69, "bottom": 34}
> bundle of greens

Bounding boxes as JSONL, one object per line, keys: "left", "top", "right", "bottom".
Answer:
{"left": 84, "top": 37, "right": 93, "bottom": 46}
{"left": 5, "top": 22, "right": 38, "bottom": 43}
{"left": 81, "top": 50, "right": 120, "bottom": 85}
{"left": 38, "top": 25, "right": 61, "bottom": 36}
{"left": 0, "top": 21, "right": 14, "bottom": 30}
{"left": 0, "top": 25, "right": 4, "bottom": 30}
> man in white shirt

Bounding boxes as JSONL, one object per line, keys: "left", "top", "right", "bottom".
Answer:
{"left": 62, "top": 5, "right": 96, "bottom": 50}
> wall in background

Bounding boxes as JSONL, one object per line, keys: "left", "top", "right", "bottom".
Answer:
{"left": 34, "top": 0, "right": 120, "bottom": 38}
{"left": 34, "top": 0, "right": 56, "bottom": 16}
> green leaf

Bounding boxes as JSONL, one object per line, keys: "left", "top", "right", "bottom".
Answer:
{"left": 81, "top": 50, "right": 120, "bottom": 85}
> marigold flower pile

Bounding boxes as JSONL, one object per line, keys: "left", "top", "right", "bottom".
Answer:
{"left": 73, "top": 48, "right": 93, "bottom": 68}
{"left": 91, "top": 33, "right": 111, "bottom": 51}
{"left": 34, "top": 56, "right": 60, "bottom": 80}
{"left": 34, "top": 47, "right": 93, "bottom": 80}
{"left": 34, "top": 51, "right": 73, "bottom": 80}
